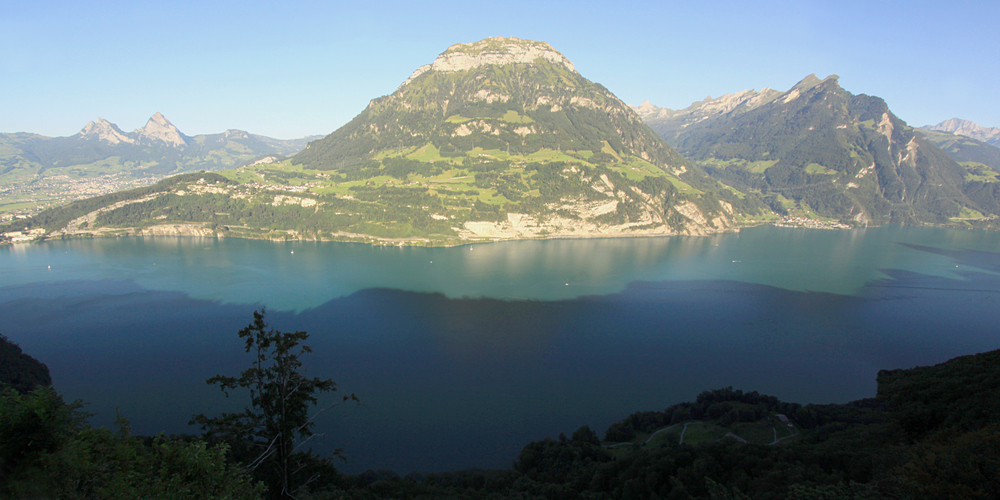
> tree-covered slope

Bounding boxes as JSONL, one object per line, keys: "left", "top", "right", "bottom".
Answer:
{"left": 638, "top": 75, "right": 997, "bottom": 226}
{"left": 329, "top": 349, "right": 1000, "bottom": 499}
{"left": 0, "top": 335, "right": 51, "bottom": 395}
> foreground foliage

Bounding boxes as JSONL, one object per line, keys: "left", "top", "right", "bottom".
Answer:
{"left": 2, "top": 335, "right": 996, "bottom": 498}
{"left": 191, "top": 309, "right": 356, "bottom": 499}
{"left": 323, "top": 349, "right": 1000, "bottom": 499}
{"left": 0, "top": 334, "right": 51, "bottom": 395}
{"left": 0, "top": 386, "right": 264, "bottom": 499}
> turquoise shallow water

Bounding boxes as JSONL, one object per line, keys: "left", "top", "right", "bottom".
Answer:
{"left": 2, "top": 225, "right": 999, "bottom": 473}
{"left": 3, "top": 225, "right": 998, "bottom": 309}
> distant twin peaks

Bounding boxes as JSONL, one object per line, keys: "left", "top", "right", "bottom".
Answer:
{"left": 79, "top": 112, "right": 187, "bottom": 147}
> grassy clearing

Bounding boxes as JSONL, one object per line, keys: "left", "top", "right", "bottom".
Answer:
{"left": 647, "top": 426, "right": 684, "bottom": 447}
{"left": 731, "top": 422, "right": 777, "bottom": 445}
{"left": 406, "top": 143, "right": 443, "bottom": 162}
{"left": 950, "top": 207, "right": 987, "bottom": 220}
{"left": 665, "top": 175, "right": 699, "bottom": 194}
{"left": 747, "top": 160, "right": 778, "bottom": 173}
{"left": 679, "top": 422, "right": 728, "bottom": 445}
{"left": 500, "top": 110, "right": 534, "bottom": 123}
{"left": 601, "top": 141, "right": 623, "bottom": 161}
{"left": 524, "top": 148, "right": 583, "bottom": 163}
{"left": 773, "top": 423, "right": 797, "bottom": 440}
{"left": 804, "top": 163, "right": 837, "bottom": 175}
{"left": 608, "top": 157, "right": 667, "bottom": 182}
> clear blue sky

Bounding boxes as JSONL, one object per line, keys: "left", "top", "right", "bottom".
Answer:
{"left": 3, "top": 0, "right": 998, "bottom": 139}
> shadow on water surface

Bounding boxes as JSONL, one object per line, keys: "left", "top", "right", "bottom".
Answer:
{"left": 899, "top": 242, "right": 1000, "bottom": 276}
{"left": 2, "top": 266, "right": 1000, "bottom": 473}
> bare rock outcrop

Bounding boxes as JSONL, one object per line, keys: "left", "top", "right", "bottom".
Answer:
{"left": 402, "top": 37, "right": 577, "bottom": 87}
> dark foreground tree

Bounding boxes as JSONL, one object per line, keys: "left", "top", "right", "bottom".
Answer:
{"left": 191, "top": 309, "right": 357, "bottom": 499}
{"left": 0, "top": 385, "right": 264, "bottom": 499}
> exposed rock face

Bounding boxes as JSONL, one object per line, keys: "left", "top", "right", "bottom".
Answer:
{"left": 78, "top": 118, "right": 135, "bottom": 145}
{"left": 135, "top": 112, "right": 188, "bottom": 147}
{"left": 924, "top": 118, "right": 1000, "bottom": 147}
{"left": 139, "top": 224, "right": 216, "bottom": 237}
{"left": 401, "top": 37, "right": 577, "bottom": 87}
{"left": 74, "top": 112, "right": 188, "bottom": 147}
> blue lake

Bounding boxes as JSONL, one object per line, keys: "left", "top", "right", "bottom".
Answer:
{"left": 2, "top": 225, "right": 999, "bottom": 473}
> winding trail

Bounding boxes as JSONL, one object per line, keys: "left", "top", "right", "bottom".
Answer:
{"left": 604, "top": 418, "right": 800, "bottom": 450}
{"left": 723, "top": 432, "right": 748, "bottom": 443}
{"left": 604, "top": 422, "right": 686, "bottom": 448}
{"left": 678, "top": 422, "right": 691, "bottom": 445}
{"left": 768, "top": 427, "right": 800, "bottom": 445}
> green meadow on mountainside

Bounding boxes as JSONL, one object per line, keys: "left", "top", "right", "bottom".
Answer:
{"left": 3, "top": 38, "right": 765, "bottom": 245}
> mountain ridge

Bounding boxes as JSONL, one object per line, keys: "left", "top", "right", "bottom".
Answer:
{"left": 635, "top": 75, "right": 998, "bottom": 226}
{"left": 923, "top": 118, "right": 1000, "bottom": 147}
{"left": 0, "top": 115, "right": 320, "bottom": 216}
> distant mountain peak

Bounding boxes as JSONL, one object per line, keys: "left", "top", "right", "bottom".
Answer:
{"left": 135, "top": 112, "right": 187, "bottom": 147}
{"left": 632, "top": 86, "right": 779, "bottom": 124}
{"left": 924, "top": 118, "right": 1000, "bottom": 146}
{"left": 78, "top": 117, "right": 135, "bottom": 145}
{"left": 149, "top": 112, "right": 170, "bottom": 126}
{"left": 224, "top": 129, "right": 250, "bottom": 139}
{"left": 791, "top": 74, "right": 821, "bottom": 90}
{"left": 401, "top": 37, "right": 577, "bottom": 88}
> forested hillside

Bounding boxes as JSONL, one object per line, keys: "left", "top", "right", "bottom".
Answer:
{"left": 638, "top": 75, "right": 1000, "bottom": 226}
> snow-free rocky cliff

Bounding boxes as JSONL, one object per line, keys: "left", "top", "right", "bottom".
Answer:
{"left": 401, "top": 37, "right": 577, "bottom": 88}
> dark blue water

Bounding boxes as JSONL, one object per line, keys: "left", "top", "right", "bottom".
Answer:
{"left": 2, "top": 226, "right": 999, "bottom": 473}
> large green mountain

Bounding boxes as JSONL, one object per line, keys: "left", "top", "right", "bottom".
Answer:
{"left": 292, "top": 37, "right": 754, "bottom": 238}
{"left": 295, "top": 38, "right": 686, "bottom": 171}
{"left": 0, "top": 113, "right": 317, "bottom": 216}
{"left": 637, "top": 75, "right": 998, "bottom": 225}
{"left": 4, "top": 38, "right": 756, "bottom": 245}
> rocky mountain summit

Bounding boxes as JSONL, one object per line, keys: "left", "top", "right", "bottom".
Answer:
{"left": 401, "top": 37, "right": 577, "bottom": 87}
{"left": 78, "top": 112, "right": 187, "bottom": 147}
{"left": 135, "top": 112, "right": 187, "bottom": 147}
{"left": 923, "top": 118, "right": 1000, "bottom": 147}
{"left": 78, "top": 118, "right": 134, "bottom": 145}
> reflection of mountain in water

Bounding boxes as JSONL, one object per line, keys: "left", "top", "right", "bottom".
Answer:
{"left": 4, "top": 261, "right": 1000, "bottom": 474}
